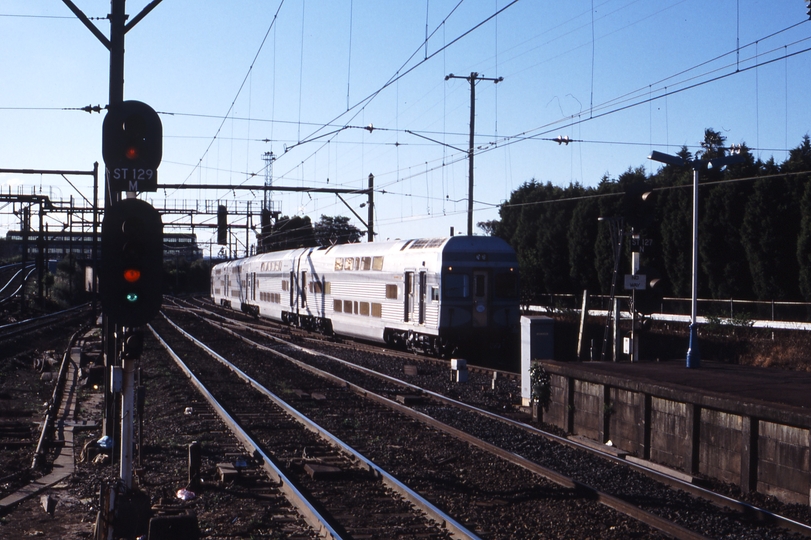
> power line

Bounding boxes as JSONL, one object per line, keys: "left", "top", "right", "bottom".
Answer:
{"left": 176, "top": 0, "right": 286, "bottom": 192}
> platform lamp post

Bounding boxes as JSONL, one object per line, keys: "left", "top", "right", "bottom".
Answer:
{"left": 648, "top": 149, "right": 744, "bottom": 368}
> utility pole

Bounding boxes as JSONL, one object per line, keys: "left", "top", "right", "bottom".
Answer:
{"left": 445, "top": 72, "right": 502, "bottom": 236}
{"left": 367, "top": 173, "right": 374, "bottom": 242}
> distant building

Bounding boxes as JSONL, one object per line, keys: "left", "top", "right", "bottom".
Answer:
{"left": 3, "top": 231, "right": 201, "bottom": 262}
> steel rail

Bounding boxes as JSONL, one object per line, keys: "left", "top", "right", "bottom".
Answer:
{"left": 31, "top": 326, "right": 86, "bottom": 469}
{"left": 212, "top": 310, "right": 811, "bottom": 539}
{"left": 175, "top": 297, "right": 811, "bottom": 537}
{"left": 0, "top": 266, "right": 36, "bottom": 305}
{"left": 0, "top": 264, "right": 33, "bottom": 297}
{"left": 158, "top": 312, "right": 482, "bottom": 540}
{"left": 0, "top": 304, "right": 89, "bottom": 336}
{"left": 170, "top": 297, "right": 517, "bottom": 380}
{"left": 178, "top": 309, "right": 712, "bottom": 540}
{"left": 147, "top": 323, "right": 344, "bottom": 540}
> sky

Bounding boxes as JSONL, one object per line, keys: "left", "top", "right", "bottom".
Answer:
{"left": 1, "top": 1, "right": 810, "bottom": 256}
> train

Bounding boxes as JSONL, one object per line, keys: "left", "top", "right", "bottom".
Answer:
{"left": 210, "top": 236, "right": 520, "bottom": 357}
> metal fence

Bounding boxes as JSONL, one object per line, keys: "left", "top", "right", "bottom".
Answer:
{"left": 528, "top": 293, "right": 811, "bottom": 325}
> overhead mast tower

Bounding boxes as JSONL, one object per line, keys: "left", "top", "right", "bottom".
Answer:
{"left": 262, "top": 151, "right": 281, "bottom": 219}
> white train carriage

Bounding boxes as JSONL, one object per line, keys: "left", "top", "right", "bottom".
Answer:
{"left": 211, "top": 236, "right": 520, "bottom": 356}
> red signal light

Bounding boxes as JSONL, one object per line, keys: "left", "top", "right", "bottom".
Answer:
{"left": 123, "top": 268, "right": 142, "bottom": 283}
{"left": 125, "top": 145, "right": 139, "bottom": 160}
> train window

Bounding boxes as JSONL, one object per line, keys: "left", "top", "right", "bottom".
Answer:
{"left": 443, "top": 274, "right": 469, "bottom": 299}
{"left": 431, "top": 286, "right": 439, "bottom": 301}
{"left": 372, "top": 256, "right": 384, "bottom": 270}
{"left": 371, "top": 303, "right": 382, "bottom": 317}
{"left": 361, "top": 257, "right": 372, "bottom": 270}
{"left": 282, "top": 280, "right": 289, "bottom": 291}
{"left": 344, "top": 258, "right": 354, "bottom": 271}
{"left": 334, "top": 258, "right": 343, "bottom": 271}
{"left": 310, "top": 281, "right": 323, "bottom": 294}
{"left": 475, "top": 275, "right": 486, "bottom": 297}
{"left": 360, "top": 302, "right": 370, "bottom": 316}
{"left": 334, "top": 299, "right": 342, "bottom": 312}
{"left": 354, "top": 301, "right": 359, "bottom": 314}
{"left": 386, "top": 284, "right": 398, "bottom": 299}
{"left": 343, "top": 300, "right": 352, "bottom": 313}
{"left": 494, "top": 272, "right": 520, "bottom": 299}
{"left": 324, "top": 282, "right": 331, "bottom": 294}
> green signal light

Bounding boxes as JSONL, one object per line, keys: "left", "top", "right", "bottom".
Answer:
{"left": 126, "top": 292, "right": 139, "bottom": 303}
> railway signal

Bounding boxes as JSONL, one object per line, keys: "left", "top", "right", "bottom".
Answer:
{"left": 217, "top": 205, "right": 228, "bottom": 245}
{"left": 102, "top": 100, "right": 162, "bottom": 192}
{"left": 101, "top": 198, "right": 163, "bottom": 326}
{"left": 633, "top": 267, "right": 665, "bottom": 316}
{"left": 622, "top": 182, "right": 655, "bottom": 231}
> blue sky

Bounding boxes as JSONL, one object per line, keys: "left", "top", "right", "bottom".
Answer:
{"left": 1, "top": 1, "right": 810, "bottom": 253}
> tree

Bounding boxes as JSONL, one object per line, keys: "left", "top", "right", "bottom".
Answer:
{"left": 51, "top": 254, "right": 86, "bottom": 307}
{"left": 699, "top": 145, "right": 755, "bottom": 299}
{"left": 477, "top": 219, "right": 499, "bottom": 236}
{"left": 742, "top": 174, "right": 801, "bottom": 300}
{"left": 313, "top": 215, "right": 362, "bottom": 246}
{"left": 798, "top": 181, "right": 811, "bottom": 301}
{"left": 567, "top": 196, "right": 600, "bottom": 293}
{"left": 696, "top": 128, "right": 726, "bottom": 162}
{"left": 481, "top": 130, "right": 811, "bottom": 305}
{"left": 263, "top": 215, "right": 316, "bottom": 252}
{"left": 793, "top": 137, "right": 811, "bottom": 300}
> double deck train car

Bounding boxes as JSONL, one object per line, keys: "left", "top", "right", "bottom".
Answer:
{"left": 211, "top": 236, "right": 520, "bottom": 357}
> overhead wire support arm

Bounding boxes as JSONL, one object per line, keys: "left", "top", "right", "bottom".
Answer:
{"left": 61, "top": 0, "right": 163, "bottom": 48}
{"left": 335, "top": 194, "right": 369, "bottom": 231}
{"left": 125, "top": 0, "right": 163, "bottom": 32}
{"left": 404, "top": 130, "right": 467, "bottom": 153}
{"left": 61, "top": 0, "right": 110, "bottom": 49}
{"left": 159, "top": 184, "right": 371, "bottom": 196}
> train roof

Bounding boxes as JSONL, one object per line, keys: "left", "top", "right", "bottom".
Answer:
{"left": 212, "top": 236, "right": 516, "bottom": 269}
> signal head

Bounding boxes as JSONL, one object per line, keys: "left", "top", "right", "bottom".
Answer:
{"left": 100, "top": 198, "right": 163, "bottom": 327}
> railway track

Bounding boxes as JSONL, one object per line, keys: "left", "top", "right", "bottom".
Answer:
{"left": 156, "top": 307, "right": 672, "bottom": 538}
{"left": 0, "top": 311, "right": 93, "bottom": 510}
{"left": 167, "top": 297, "right": 811, "bottom": 539}
{"left": 150, "top": 312, "right": 474, "bottom": 539}
{"left": 0, "top": 263, "right": 35, "bottom": 306}
{"left": 0, "top": 304, "right": 91, "bottom": 346}
{"left": 179, "top": 296, "right": 518, "bottom": 381}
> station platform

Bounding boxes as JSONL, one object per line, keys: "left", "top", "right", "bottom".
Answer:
{"left": 542, "top": 358, "right": 811, "bottom": 413}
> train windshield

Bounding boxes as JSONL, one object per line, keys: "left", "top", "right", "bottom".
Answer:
{"left": 494, "top": 272, "right": 520, "bottom": 299}
{"left": 443, "top": 274, "right": 469, "bottom": 299}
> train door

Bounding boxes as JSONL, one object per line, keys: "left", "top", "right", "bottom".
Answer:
{"left": 300, "top": 271, "right": 307, "bottom": 310}
{"left": 418, "top": 271, "right": 426, "bottom": 324}
{"left": 289, "top": 270, "right": 294, "bottom": 308}
{"left": 404, "top": 271, "right": 414, "bottom": 322}
{"left": 251, "top": 273, "right": 256, "bottom": 301}
{"left": 472, "top": 270, "right": 488, "bottom": 327}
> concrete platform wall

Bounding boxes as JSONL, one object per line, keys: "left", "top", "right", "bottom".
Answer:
{"left": 540, "top": 362, "right": 811, "bottom": 506}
